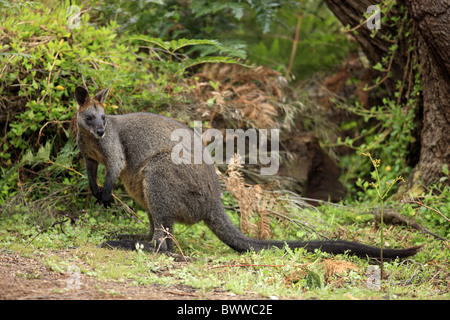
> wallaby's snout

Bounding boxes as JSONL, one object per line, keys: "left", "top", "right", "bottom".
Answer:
{"left": 96, "top": 127, "right": 105, "bottom": 138}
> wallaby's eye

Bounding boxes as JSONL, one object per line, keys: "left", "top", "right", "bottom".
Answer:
{"left": 85, "top": 115, "right": 93, "bottom": 122}
{"left": 101, "top": 115, "right": 106, "bottom": 121}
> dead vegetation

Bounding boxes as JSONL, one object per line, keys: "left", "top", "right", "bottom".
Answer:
{"left": 222, "top": 153, "right": 279, "bottom": 239}
{"left": 189, "top": 63, "right": 290, "bottom": 129}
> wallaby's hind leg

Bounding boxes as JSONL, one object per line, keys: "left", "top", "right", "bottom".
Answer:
{"left": 142, "top": 158, "right": 195, "bottom": 253}
{"left": 104, "top": 220, "right": 173, "bottom": 252}
{"left": 145, "top": 203, "right": 175, "bottom": 253}
{"left": 103, "top": 198, "right": 176, "bottom": 252}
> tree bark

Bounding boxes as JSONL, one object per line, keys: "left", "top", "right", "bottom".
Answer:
{"left": 324, "top": 0, "right": 450, "bottom": 193}
{"left": 404, "top": 0, "right": 450, "bottom": 192}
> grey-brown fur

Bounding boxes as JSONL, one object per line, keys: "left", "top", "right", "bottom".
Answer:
{"left": 74, "top": 86, "right": 421, "bottom": 258}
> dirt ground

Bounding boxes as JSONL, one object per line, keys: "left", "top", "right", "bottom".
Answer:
{"left": 0, "top": 252, "right": 262, "bottom": 300}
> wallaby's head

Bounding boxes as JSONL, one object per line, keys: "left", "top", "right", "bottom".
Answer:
{"left": 74, "top": 86, "right": 110, "bottom": 139}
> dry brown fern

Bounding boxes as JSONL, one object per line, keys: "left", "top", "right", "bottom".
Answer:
{"left": 222, "top": 153, "right": 286, "bottom": 239}
{"left": 189, "top": 63, "right": 287, "bottom": 128}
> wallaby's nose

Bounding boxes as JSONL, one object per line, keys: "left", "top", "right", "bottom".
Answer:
{"left": 97, "top": 128, "right": 105, "bottom": 137}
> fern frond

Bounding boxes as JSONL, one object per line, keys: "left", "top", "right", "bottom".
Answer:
{"left": 35, "top": 140, "right": 52, "bottom": 164}
{"left": 132, "top": 36, "right": 247, "bottom": 59}
{"left": 132, "top": 37, "right": 220, "bottom": 52}
{"left": 179, "top": 56, "right": 243, "bottom": 73}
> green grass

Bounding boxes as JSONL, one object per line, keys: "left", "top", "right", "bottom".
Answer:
{"left": 1, "top": 195, "right": 448, "bottom": 300}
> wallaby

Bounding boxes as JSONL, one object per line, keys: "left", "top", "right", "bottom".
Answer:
{"left": 74, "top": 86, "right": 421, "bottom": 259}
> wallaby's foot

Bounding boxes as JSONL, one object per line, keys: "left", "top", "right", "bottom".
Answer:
{"left": 100, "top": 235, "right": 171, "bottom": 252}
{"left": 101, "top": 232, "right": 171, "bottom": 253}
{"left": 101, "top": 239, "right": 158, "bottom": 252}
{"left": 111, "top": 234, "right": 151, "bottom": 241}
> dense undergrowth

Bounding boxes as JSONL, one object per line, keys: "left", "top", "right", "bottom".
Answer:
{"left": 1, "top": 1, "right": 449, "bottom": 299}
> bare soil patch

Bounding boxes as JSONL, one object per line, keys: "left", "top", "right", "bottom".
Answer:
{"left": 0, "top": 252, "right": 261, "bottom": 300}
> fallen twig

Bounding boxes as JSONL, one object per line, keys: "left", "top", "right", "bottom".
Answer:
{"left": 374, "top": 209, "right": 448, "bottom": 241}
{"left": 157, "top": 227, "right": 189, "bottom": 264}
{"left": 408, "top": 199, "right": 450, "bottom": 223}
{"left": 24, "top": 219, "right": 69, "bottom": 249}
{"left": 209, "top": 263, "right": 289, "bottom": 270}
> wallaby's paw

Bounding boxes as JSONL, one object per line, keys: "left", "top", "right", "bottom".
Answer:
{"left": 92, "top": 188, "right": 102, "bottom": 202}
{"left": 101, "top": 191, "right": 114, "bottom": 208}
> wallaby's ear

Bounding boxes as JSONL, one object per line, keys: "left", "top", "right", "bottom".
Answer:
{"left": 74, "top": 86, "right": 90, "bottom": 108}
{"left": 93, "top": 85, "right": 111, "bottom": 104}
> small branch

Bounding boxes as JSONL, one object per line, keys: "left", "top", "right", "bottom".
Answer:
{"left": 112, "top": 193, "right": 150, "bottom": 228}
{"left": 268, "top": 209, "right": 331, "bottom": 241}
{"left": 373, "top": 209, "right": 448, "bottom": 241}
{"left": 408, "top": 199, "right": 450, "bottom": 223}
{"left": 24, "top": 219, "right": 68, "bottom": 249}
{"left": 342, "top": 0, "right": 396, "bottom": 33}
{"left": 209, "top": 262, "right": 310, "bottom": 271}
{"left": 285, "top": 12, "right": 302, "bottom": 79}
{"left": 24, "top": 228, "right": 46, "bottom": 249}
{"left": 0, "top": 54, "right": 15, "bottom": 79}
{"left": 157, "top": 227, "right": 189, "bottom": 264}
{"left": 39, "top": 49, "right": 61, "bottom": 104}
{"left": 46, "top": 160, "right": 84, "bottom": 177}
{"left": 364, "top": 47, "right": 396, "bottom": 91}
{"left": 209, "top": 263, "right": 288, "bottom": 270}
{"left": 38, "top": 120, "right": 71, "bottom": 145}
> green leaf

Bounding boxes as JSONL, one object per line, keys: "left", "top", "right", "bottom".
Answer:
{"left": 372, "top": 62, "right": 384, "bottom": 71}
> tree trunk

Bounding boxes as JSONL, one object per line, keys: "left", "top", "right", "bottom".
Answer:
{"left": 404, "top": 0, "right": 450, "bottom": 192}
{"left": 324, "top": 0, "right": 450, "bottom": 193}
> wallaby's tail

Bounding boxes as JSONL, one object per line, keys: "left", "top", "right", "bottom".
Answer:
{"left": 204, "top": 206, "right": 421, "bottom": 259}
